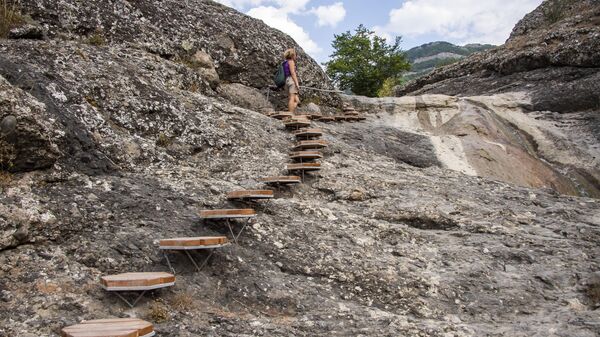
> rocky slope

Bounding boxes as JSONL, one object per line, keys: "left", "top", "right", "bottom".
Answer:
{"left": 1, "top": 1, "right": 600, "bottom": 337}
{"left": 343, "top": 93, "right": 600, "bottom": 198}
{"left": 13, "top": 0, "right": 340, "bottom": 110}
{"left": 396, "top": 0, "right": 600, "bottom": 114}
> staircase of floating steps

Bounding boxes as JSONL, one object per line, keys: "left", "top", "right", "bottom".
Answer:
{"left": 61, "top": 318, "right": 155, "bottom": 337}
{"left": 68, "top": 105, "right": 363, "bottom": 330}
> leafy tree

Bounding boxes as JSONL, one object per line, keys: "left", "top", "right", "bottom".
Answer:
{"left": 324, "top": 25, "right": 410, "bottom": 97}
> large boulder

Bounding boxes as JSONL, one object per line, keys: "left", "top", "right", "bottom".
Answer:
{"left": 18, "top": 0, "right": 341, "bottom": 107}
{"left": 0, "top": 76, "right": 60, "bottom": 172}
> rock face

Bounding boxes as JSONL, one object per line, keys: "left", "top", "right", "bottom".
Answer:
{"left": 0, "top": 76, "right": 61, "bottom": 172}
{"left": 17, "top": 0, "right": 340, "bottom": 107}
{"left": 396, "top": 0, "right": 600, "bottom": 113}
{"left": 1, "top": 1, "right": 600, "bottom": 337}
{"left": 343, "top": 93, "right": 600, "bottom": 198}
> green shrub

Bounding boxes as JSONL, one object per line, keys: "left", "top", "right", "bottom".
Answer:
{"left": 377, "top": 77, "right": 404, "bottom": 97}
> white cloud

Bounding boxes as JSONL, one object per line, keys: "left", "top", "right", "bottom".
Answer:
{"left": 247, "top": 5, "right": 322, "bottom": 55}
{"left": 376, "top": 0, "right": 543, "bottom": 45}
{"left": 215, "top": 0, "right": 347, "bottom": 56}
{"left": 213, "top": 0, "right": 269, "bottom": 8}
{"left": 310, "top": 2, "right": 346, "bottom": 27}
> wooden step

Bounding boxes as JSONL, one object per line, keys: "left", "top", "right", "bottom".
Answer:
{"left": 344, "top": 110, "right": 359, "bottom": 116}
{"left": 293, "top": 139, "right": 328, "bottom": 150}
{"left": 101, "top": 272, "right": 175, "bottom": 291}
{"left": 334, "top": 115, "right": 348, "bottom": 121}
{"left": 271, "top": 112, "right": 294, "bottom": 119}
{"left": 317, "top": 116, "right": 335, "bottom": 122}
{"left": 62, "top": 318, "right": 154, "bottom": 337}
{"left": 293, "top": 128, "right": 323, "bottom": 138}
{"left": 159, "top": 236, "right": 229, "bottom": 250}
{"left": 260, "top": 176, "right": 302, "bottom": 184}
{"left": 287, "top": 163, "right": 321, "bottom": 171}
{"left": 283, "top": 119, "right": 311, "bottom": 128}
{"left": 199, "top": 209, "right": 257, "bottom": 219}
{"left": 227, "top": 189, "right": 274, "bottom": 200}
{"left": 289, "top": 150, "right": 323, "bottom": 160}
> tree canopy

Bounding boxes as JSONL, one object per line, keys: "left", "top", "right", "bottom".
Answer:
{"left": 324, "top": 25, "right": 410, "bottom": 97}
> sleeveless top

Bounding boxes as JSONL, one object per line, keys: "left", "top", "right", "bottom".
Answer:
{"left": 283, "top": 60, "right": 295, "bottom": 78}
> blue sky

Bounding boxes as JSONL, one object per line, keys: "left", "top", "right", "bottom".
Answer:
{"left": 214, "top": 0, "right": 543, "bottom": 63}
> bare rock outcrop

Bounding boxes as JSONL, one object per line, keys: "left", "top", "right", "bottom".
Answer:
{"left": 16, "top": 0, "right": 340, "bottom": 108}
{"left": 343, "top": 93, "right": 600, "bottom": 198}
{"left": 396, "top": 0, "right": 600, "bottom": 113}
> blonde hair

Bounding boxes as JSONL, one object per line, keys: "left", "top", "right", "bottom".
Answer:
{"left": 284, "top": 48, "right": 296, "bottom": 60}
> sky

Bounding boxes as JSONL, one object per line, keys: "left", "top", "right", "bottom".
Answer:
{"left": 214, "top": 0, "right": 544, "bottom": 63}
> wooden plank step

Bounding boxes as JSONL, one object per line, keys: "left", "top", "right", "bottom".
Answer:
{"left": 293, "top": 139, "right": 328, "bottom": 150}
{"left": 62, "top": 318, "right": 154, "bottom": 337}
{"left": 260, "top": 176, "right": 302, "bottom": 184}
{"left": 159, "top": 236, "right": 229, "bottom": 250}
{"left": 293, "top": 128, "right": 323, "bottom": 138}
{"left": 287, "top": 163, "right": 321, "bottom": 171}
{"left": 283, "top": 120, "right": 311, "bottom": 128}
{"left": 317, "top": 116, "right": 335, "bottom": 122}
{"left": 227, "top": 190, "right": 274, "bottom": 200}
{"left": 101, "top": 272, "right": 175, "bottom": 291}
{"left": 306, "top": 113, "right": 322, "bottom": 120}
{"left": 289, "top": 150, "right": 323, "bottom": 160}
{"left": 199, "top": 209, "right": 257, "bottom": 219}
{"left": 334, "top": 115, "right": 348, "bottom": 121}
{"left": 271, "top": 112, "right": 294, "bottom": 119}
{"left": 344, "top": 111, "right": 359, "bottom": 116}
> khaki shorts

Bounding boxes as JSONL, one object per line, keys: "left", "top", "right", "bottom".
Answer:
{"left": 286, "top": 77, "right": 298, "bottom": 96}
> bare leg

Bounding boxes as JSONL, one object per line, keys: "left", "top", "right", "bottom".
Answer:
{"left": 288, "top": 94, "right": 297, "bottom": 113}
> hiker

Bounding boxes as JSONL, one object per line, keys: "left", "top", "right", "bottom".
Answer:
{"left": 283, "top": 48, "right": 300, "bottom": 113}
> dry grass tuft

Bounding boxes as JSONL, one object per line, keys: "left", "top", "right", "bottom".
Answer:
{"left": 169, "top": 291, "right": 196, "bottom": 311}
{"left": 0, "top": 170, "right": 12, "bottom": 187}
{"left": 147, "top": 300, "right": 170, "bottom": 323}
{"left": 86, "top": 31, "right": 106, "bottom": 46}
{"left": 0, "top": 0, "right": 24, "bottom": 38}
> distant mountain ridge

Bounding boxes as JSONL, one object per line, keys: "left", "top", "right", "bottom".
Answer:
{"left": 404, "top": 41, "right": 495, "bottom": 80}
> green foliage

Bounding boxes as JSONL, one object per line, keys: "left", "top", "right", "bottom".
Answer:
{"left": 324, "top": 25, "right": 410, "bottom": 97}
{"left": 377, "top": 77, "right": 405, "bottom": 97}
{"left": 0, "top": 0, "right": 24, "bottom": 38}
{"left": 405, "top": 41, "right": 495, "bottom": 61}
